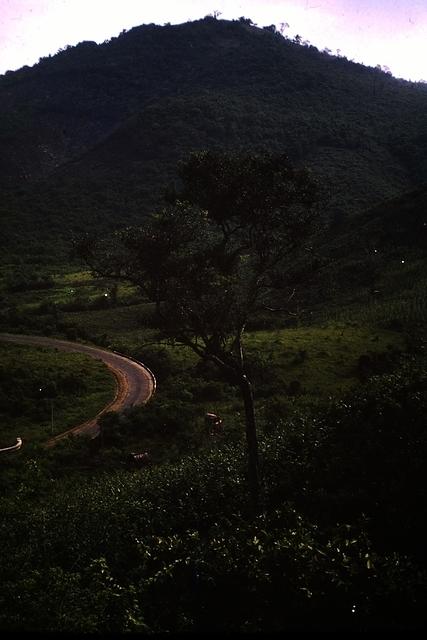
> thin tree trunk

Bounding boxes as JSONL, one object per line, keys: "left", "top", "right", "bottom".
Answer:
{"left": 239, "top": 373, "right": 260, "bottom": 509}
{"left": 186, "top": 344, "right": 261, "bottom": 510}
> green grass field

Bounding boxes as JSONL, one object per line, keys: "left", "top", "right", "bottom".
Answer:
{"left": 0, "top": 343, "right": 115, "bottom": 445}
{"left": 77, "top": 319, "right": 404, "bottom": 465}
{"left": 0, "top": 263, "right": 410, "bottom": 460}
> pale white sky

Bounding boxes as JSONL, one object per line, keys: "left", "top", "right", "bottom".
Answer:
{"left": 0, "top": 1, "right": 426, "bottom": 81}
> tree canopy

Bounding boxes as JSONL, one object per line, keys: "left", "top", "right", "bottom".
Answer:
{"left": 78, "top": 150, "right": 323, "bottom": 501}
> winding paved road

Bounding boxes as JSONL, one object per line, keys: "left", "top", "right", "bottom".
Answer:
{"left": 0, "top": 333, "right": 156, "bottom": 446}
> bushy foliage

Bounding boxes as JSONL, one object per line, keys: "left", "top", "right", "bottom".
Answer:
{"left": 133, "top": 345, "right": 175, "bottom": 382}
{"left": 1, "top": 357, "right": 426, "bottom": 631}
{"left": 5, "top": 270, "right": 54, "bottom": 293}
{"left": 264, "top": 355, "right": 427, "bottom": 554}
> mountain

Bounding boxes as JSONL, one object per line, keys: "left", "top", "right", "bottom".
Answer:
{"left": 1, "top": 16, "right": 426, "bottom": 264}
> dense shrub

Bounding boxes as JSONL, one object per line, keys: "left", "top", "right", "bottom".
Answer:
{"left": 1, "top": 430, "right": 426, "bottom": 632}
{"left": 5, "top": 271, "right": 54, "bottom": 293}
{"left": 1, "top": 355, "right": 426, "bottom": 632}
{"left": 133, "top": 345, "right": 175, "bottom": 382}
{"left": 265, "top": 355, "right": 427, "bottom": 555}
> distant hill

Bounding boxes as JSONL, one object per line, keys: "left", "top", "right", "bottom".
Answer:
{"left": 1, "top": 16, "right": 426, "bottom": 264}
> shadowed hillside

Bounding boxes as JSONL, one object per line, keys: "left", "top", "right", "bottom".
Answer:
{"left": 1, "top": 16, "right": 426, "bottom": 264}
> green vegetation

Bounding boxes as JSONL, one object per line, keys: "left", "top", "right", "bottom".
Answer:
{"left": 0, "top": 353, "right": 426, "bottom": 632}
{"left": 77, "top": 150, "right": 327, "bottom": 500}
{"left": 0, "top": 15, "right": 426, "bottom": 634}
{"left": 1, "top": 17, "right": 426, "bottom": 264}
{"left": 0, "top": 343, "right": 115, "bottom": 443}
{"left": 0, "top": 263, "right": 424, "bottom": 631}
{"left": 0, "top": 175, "right": 420, "bottom": 632}
{"left": 1, "top": 261, "right": 405, "bottom": 462}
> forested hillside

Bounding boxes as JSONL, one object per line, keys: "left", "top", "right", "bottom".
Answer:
{"left": 1, "top": 16, "right": 427, "bottom": 630}
{"left": 1, "top": 16, "right": 426, "bottom": 264}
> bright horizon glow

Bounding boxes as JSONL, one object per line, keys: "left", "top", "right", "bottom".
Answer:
{"left": 0, "top": 0, "right": 426, "bottom": 81}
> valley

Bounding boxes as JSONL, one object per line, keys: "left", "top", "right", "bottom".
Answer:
{"left": 0, "top": 16, "right": 426, "bottom": 634}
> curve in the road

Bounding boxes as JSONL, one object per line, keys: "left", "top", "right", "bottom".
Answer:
{"left": 0, "top": 333, "right": 156, "bottom": 447}
{"left": 0, "top": 437, "right": 23, "bottom": 453}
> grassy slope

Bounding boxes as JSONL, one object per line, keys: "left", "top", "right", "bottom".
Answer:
{"left": 0, "top": 343, "right": 115, "bottom": 444}
{"left": 1, "top": 171, "right": 423, "bottom": 461}
{"left": 1, "top": 267, "right": 407, "bottom": 461}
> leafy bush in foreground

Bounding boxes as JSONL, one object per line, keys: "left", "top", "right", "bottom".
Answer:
{"left": 0, "top": 357, "right": 426, "bottom": 632}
